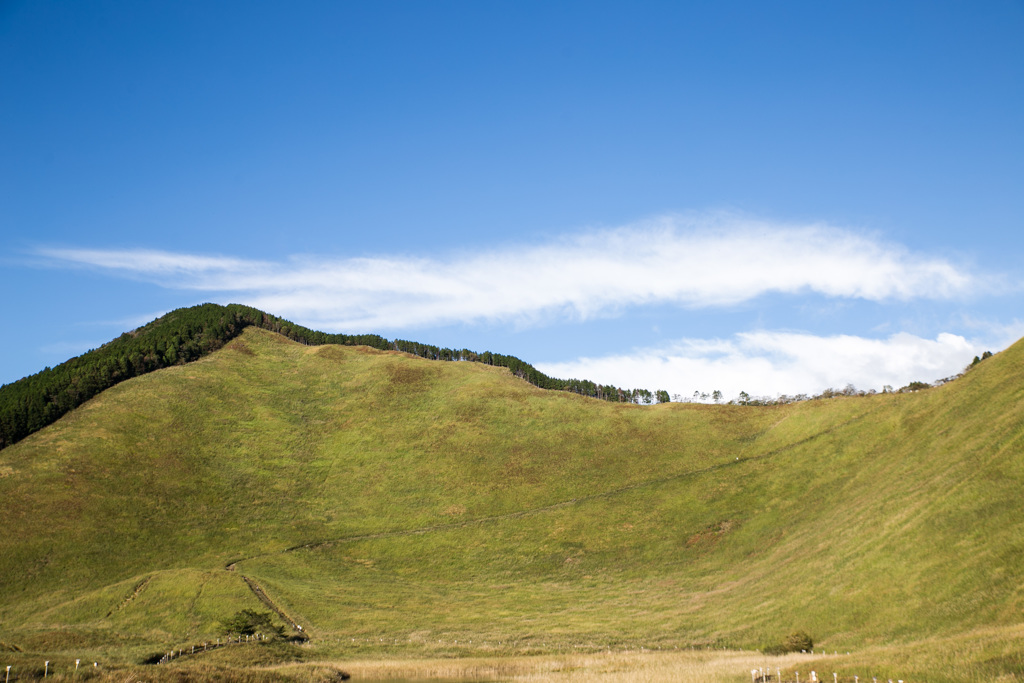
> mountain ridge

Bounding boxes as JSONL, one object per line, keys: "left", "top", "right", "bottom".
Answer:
{"left": 2, "top": 302, "right": 976, "bottom": 453}
{"left": 0, "top": 303, "right": 665, "bottom": 451}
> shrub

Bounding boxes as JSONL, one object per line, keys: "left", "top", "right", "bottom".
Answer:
{"left": 220, "top": 609, "right": 286, "bottom": 639}
{"left": 783, "top": 630, "right": 814, "bottom": 652}
{"left": 763, "top": 630, "right": 814, "bottom": 655}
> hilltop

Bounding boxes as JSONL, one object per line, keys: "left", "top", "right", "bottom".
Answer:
{"left": 0, "top": 325, "right": 1022, "bottom": 681}
{"left": 0, "top": 303, "right": 661, "bottom": 451}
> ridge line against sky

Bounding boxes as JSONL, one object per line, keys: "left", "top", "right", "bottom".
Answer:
{"left": 25, "top": 214, "right": 1024, "bottom": 399}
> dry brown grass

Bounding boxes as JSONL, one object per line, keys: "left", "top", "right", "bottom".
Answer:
{"left": 272, "top": 650, "right": 813, "bottom": 682}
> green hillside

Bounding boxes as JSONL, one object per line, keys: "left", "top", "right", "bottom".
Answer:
{"left": 0, "top": 327, "right": 1022, "bottom": 681}
{"left": 0, "top": 303, "right": 657, "bottom": 452}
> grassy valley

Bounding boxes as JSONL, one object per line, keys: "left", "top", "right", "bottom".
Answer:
{"left": 0, "top": 326, "right": 1022, "bottom": 681}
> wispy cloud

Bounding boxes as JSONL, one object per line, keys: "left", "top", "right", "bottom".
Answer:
{"left": 37, "top": 248, "right": 264, "bottom": 275}
{"left": 536, "top": 329, "right": 1016, "bottom": 400}
{"left": 37, "top": 215, "right": 981, "bottom": 331}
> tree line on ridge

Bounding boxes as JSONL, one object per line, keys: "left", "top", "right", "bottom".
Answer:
{"left": 0, "top": 303, "right": 668, "bottom": 450}
{"left": 0, "top": 302, "right": 992, "bottom": 451}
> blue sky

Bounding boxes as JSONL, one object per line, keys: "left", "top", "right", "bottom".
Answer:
{"left": 3, "top": 1, "right": 1023, "bottom": 399}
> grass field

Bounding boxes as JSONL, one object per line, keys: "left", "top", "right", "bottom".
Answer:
{"left": 1, "top": 327, "right": 1022, "bottom": 680}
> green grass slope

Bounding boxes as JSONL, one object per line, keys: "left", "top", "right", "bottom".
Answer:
{"left": 0, "top": 301, "right": 659, "bottom": 453}
{"left": 0, "top": 327, "right": 1022, "bottom": 680}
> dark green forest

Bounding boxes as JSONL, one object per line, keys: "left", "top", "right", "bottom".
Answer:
{"left": 0, "top": 303, "right": 662, "bottom": 450}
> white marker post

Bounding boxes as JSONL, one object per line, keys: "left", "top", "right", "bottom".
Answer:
{"left": 76, "top": 659, "right": 80, "bottom": 671}
{"left": 44, "top": 661, "right": 49, "bottom": 677}
{"left": 5, "top": 665, "right": 9, "bottom": 683}
{"left": 752, "top": 669, "right": 758, "bottom": 682}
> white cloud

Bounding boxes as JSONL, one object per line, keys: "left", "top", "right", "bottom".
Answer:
{"left": 37, "top": 215, "right": 980, "bottom": 331}
{"left": 535, "top": 330, "right": 996, "bottom": 400}
{"left": 40, "top": 248, "right": 263, "bottom": 275}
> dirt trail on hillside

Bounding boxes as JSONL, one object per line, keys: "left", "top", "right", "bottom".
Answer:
{"left": 227, "top": 408, "right": 873, "bottom": 570}
{"left": 239, "top": 575, "right": 308, "bottom": 639}
{"left": 106, "top": 576, "right": 152, "bottom": 617}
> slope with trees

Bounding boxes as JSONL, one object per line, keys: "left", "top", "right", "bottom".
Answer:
{"left": 0, "top": 303, "right": 665, "bottom": 450}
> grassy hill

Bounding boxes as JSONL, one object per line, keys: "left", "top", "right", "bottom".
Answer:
{"left": 0, "top": 327, "right": 1022, "bottom": 681}
{"left": 0, "top": 302, "right": 655, "bottom": 452}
